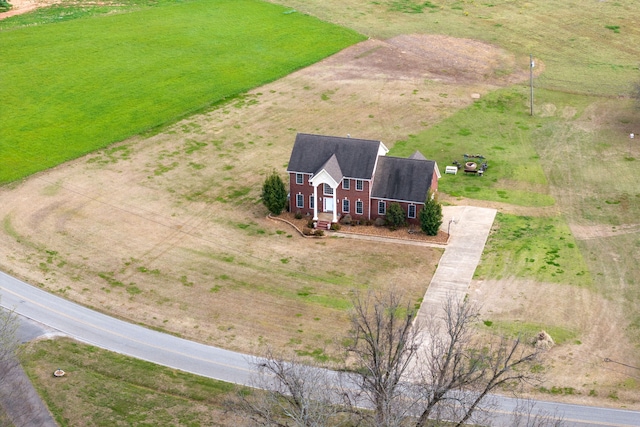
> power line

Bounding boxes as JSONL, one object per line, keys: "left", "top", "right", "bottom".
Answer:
{"left": 603, "top": 358, "right": 640, "bottom": 372}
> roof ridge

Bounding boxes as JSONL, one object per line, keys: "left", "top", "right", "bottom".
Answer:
{"left": 296, "top": 132, "right": 381, "bottom": 144}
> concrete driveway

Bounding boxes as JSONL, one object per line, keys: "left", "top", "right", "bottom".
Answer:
{"left": 417, "top": 206, "right": 497, "bottom": 322}
{"left": 333, "top": 205, "right": 497, "bottom": 321}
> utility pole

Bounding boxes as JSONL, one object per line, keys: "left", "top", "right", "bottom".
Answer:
{"left": 530, "top": 54, "right": 534, "bottom": 116}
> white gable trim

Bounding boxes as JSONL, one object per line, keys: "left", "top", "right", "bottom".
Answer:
{"left": 378, "top": 141, "right": 389, "bottom": 157}
{"left": 433, "top": 161, "right": 442, "bottom": 179}
{"left": 310, "top": 169, "right": 339, "bottom": 188}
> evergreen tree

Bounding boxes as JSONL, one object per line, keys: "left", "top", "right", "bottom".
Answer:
{"left": 419, "top": 190, "right": 442, "bottom": 235}
{"left": 385, "top": 202, "right": 405, "bottom": 229}
{"left": 261, "top": 171, "right": 287, "bottom": 215}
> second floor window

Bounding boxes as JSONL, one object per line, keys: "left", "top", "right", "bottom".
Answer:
{"left": 324, "top": 183, "right": 333, "bottom": 195}
{"left": 342, "top": 179, "right": 350, "bottom": 190}
{"left": 356, "top": 180, "right": 364, "bottom": 191}
{"left": 296, "top": 173, "right": 304, "bottom": 185}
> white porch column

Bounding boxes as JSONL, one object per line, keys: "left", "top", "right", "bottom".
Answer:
{"left": 313, "top": 184, "right": 318, "bottom": 220}
{"left": 332, "top": 184, "right": 338, "bottom": 223}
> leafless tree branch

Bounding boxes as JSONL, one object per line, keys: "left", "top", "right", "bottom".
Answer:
{"left": 412, "top": 295, "right": 544, "bottom": 427}
{"left": 236, "top": 292, "right": 563, "bottom": 427}
{"left": 239, "top": 348, "right": 356, "bottom": 427}
{"left": 346, "top": 289, "right": 421, "bottom": 427}
{"left": 509, "top": 398, "right": 566, "bottom": 427}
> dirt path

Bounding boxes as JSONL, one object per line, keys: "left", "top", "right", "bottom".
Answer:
{"left": 569, "top": 223, "right": 640, "bottom": 240}
{"left": 0, "top": 0, "right": 57, "bottom": 20}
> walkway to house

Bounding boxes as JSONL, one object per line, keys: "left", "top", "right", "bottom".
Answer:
{"left": 334, "top": 205, "right": 497, "bottom": 319}
{"left": 416, "top": 206, "right": 496, "bottom": 324}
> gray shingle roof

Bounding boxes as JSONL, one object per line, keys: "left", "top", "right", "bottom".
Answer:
{"left": 287, "top": 133, "right": 382, "bottom": 179}
{"left": 317, "top": 153, "right": 344, "bottom": 183}
{"left": 408, "top": 150, "right": 427, "bottom": 160}
{"left": 371, "top": 156, "right": 436, "bottom": 203}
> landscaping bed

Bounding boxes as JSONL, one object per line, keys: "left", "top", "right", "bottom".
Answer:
{"left": 274, "top": 212, "right": 449, "bottom": 245}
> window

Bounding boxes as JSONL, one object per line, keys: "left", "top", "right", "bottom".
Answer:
{"left": 356, "top": 180, "right": 364, "bottom": 191}
{"left": 296, "top": 193, "right": 304, "bottom": 208}
{"left": 408, "top": 204, "right": 416, "bottom": 219}
{"left": 342, "top": 179, "right": 350, "bottom": 190}
{"left": 309, "top": 195, "right": 315, "bottom": 209}
{"left": 296, "top": 173, "right": 303, "bottom": 185}
{"left": 378, "top": 200, "right": 386, "bottom": 215}
{"left": 323, "top": 183, "right": 333, "bottom": 195}
{"left": 356, "top": 200, "right": 363, "bottom": 215}
{"left": 342, "top": 199, "right": 350, "bottom": 213}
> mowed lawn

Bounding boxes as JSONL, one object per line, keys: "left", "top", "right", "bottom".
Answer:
{"left": 391, "top": 88, "right": 555, "bottom": 207}
{"left": 20, "top": 338, "right": 243, "bottom": 426}
{"left": 0, "top": 0, "right": 364, "bottom": 183}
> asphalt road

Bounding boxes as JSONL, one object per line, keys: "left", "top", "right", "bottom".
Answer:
{"left": 0, "top": 270, "right": 255, "bottom": 385}
{"left": 2, "top": 270, "right": 640, "bottom": 427}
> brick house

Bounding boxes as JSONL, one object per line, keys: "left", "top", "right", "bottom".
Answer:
{"left": 286, "top": 133, "right": 440, "bottom": 226}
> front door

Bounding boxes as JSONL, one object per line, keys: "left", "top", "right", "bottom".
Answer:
{"left": 324, "top": 197, "right": 334, "bottom": 212}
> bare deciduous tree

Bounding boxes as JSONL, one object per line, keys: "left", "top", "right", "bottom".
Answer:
{"left": 0, "top": 302, "right": 59, "bottom": 427}
{"left": 345, "top": 290, "right": 421, "bottom": 427}
{"left": 508, "top": 398, "right": 566, "bottom": 427}
{"left": 240, "top": 292, "right": 561, "bottom": 427}
{"left": 0, "top": 303, "right": 20, "bottom": 425}
{"left": 240, "top": 348, "right": 355, "bottom": 427}
{"left": 0, "top": 306, "right": 18, "bottom": 374}
{"left": 412, "top": 296, "right": 542, "bottom": 427}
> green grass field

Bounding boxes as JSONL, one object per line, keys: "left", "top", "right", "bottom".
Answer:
{"left": 474, "top": 213, "right": 592, "bottom": 287}
{"left": 390, "top": 88, "right": 555, "bottom": 206}
{"left": 20, "top": 338, "right": 243, "bottom": 426}
{"left": 0, "top": 0, "right": 363, "bottom": 183}
{"left": 482, "top": 320, "right": 578, "bottom": 346}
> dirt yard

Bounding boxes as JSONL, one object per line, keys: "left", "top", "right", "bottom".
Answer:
{"left": 1, "top": 19, "right": 637, "bottom": 410}
{"left": 0, "top": 0, "right": 57, "bottom": 19}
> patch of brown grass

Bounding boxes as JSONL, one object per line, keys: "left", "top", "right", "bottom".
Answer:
{"left": 0, "top": 33, "right": 505, "bottom": 360}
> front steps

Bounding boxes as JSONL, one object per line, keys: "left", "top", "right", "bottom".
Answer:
{"left": 316, "top": 219, "right": 332, "bottom": 230}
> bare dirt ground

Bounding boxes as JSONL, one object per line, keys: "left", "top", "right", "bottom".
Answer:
{"left": 569, "top": 223, "right": 640, "bottom": 240}
{"left": 1, "top": 13, "right": 638, "bottom": 410}
{"left": 0, "top": 0, "right": 57, "bottom": 19}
